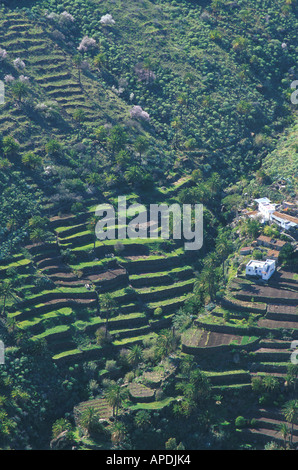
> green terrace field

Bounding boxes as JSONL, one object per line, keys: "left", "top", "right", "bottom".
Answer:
{"left": 3, "top": 197, "right": 197, "bottom": 364}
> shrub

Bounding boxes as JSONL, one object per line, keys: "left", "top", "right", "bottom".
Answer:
{"left": 114, "top": 242, "right": 124, "bottom": 255}
{"left": 154, "top": 307, "right": 163, "bottom": 317}
{"left": 223, "top": 311, "right": 230, "bottom": 323}
{"left": 155, "top": 388, "right": 164, "bottom": 401}
{"left": 95, "top": 327, "right": 111, "bottom": 345}
{"left": 105, "top": 360, "right": 117, "bottom": 372}
{"left": 134, "top": 410, "right": 151, "bottom": 429}
{"left": 124, "top": 371, "right": 134, "bottom": 383}
{"left": 71, "top": 202, "right": 83, "bottom": 214}
{"left": 235, "top": 416, "right": 247, "bottom": 428}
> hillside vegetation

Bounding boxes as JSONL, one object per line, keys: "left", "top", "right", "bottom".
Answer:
{"left": 0, "top": 0, "right": 297, "bottom": 451}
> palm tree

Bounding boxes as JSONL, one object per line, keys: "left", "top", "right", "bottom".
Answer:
{"left": 79, "top": 406, "right": 100, "bottom": 436}
{"left": 30, "top": 227, "right": 48, "bottom": 244}
{"left": 134, "top": 135, "right": 149, "bottom": 161}
{"left": 207, "top": 172, "right": 221, "bottom": 199}
{"left": 111, "top": 421, "right": 128, "bottom": 448}
{"left": 94, "top": 52, "right": 107, "bottom": 71}
{"left": 134, "top": 410, "right": 151, "bottom": 430}
{"left": 86, "top": 172, "right": 101, "bottom": 187}
{"left": 52, "top": 418, "right": 73, "bottom": 440}
{"left": 282, "top": 400, "right": 298, "bottom": 446}
{"left": 197, "top": 252, "right": 219, "bottom": 301}
{"left": 124, "top": 166, "right": 143, "bottom": 188}
{"left": 177, "top": 92, "right": 188, "bottom": 116}
{"left": 262, "top": 375, "right": 279, "bottom": 393}
{"left": 216, "top": 231, "right": 232, "bottom": 276}
{"left": 87, "top": 216, "right": 98, "bottom": 251}
{"left": 73, "top": 108, "right": 86, "bottom": 126}
{"left": 156, "top": 329, "right": 179, "bottom": 359}
{"left": 105, "top": 383, "right": 127, "bottom": 420}
{"left": 232, "top": 36, "right": 249, "bottom": 52}
{"left": 11, "top": 80, "right": 28, "bottom": 104}
{"left": 73, "top": 54, "right": 83, "bottom": 84}
{"left": 127, "top": 344, "right": 143, "bottom": 373}
{"left": 143, "top": 57, "right": 154, "bottom": 84}
{"left": 99, "top": 293, "right": 117, "bottom": 337}
{"left": 21, "top": 151, "right": 43, "bottom": 169}
{"left": 0, "top": 281, "right": 20, "bottom": 317}
{"left": 286, "top": 363, "right": 298, "bottom": 391}
{"left": 276, "top": 423, "right": 290, "bottom": 449}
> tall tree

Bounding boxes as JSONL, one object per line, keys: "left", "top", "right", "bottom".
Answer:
{"left": 127, "top": 344, "right": 143, "bottom": 374}
{"left": 99, "top": 293, "right": 117, "bottom": 337}
{"left": 282, "top": 400, "right": 298, "bottom": 446}
{"left": 11, "top": 80, "right": 28, "bottom": 104}
{"left": 134, "top": 136, "right": 149, "bottom": 161}
{"left": 87, "top": 216, "right": 98, "bottom": 251}
{"left": 105, "top": 383, "right": 127, "bottom": 420}
{"left": 0, "top": 281, "right": 20, "bottom": 317}
{"left": 73, "top": 54, "right": 83, "bottom": 84}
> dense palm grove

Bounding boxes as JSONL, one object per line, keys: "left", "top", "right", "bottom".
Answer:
{"left": 0, "top": 0, "right": 297, "bottom": 450}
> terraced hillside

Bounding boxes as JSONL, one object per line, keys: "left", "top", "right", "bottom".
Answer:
{"left": 0, "top": 0, "right": 297, "bottom": 452}
{"left": 180, "top": 268, "right": 298, "bottom": 447}
{"left": 0, "top": 9, "right": 128, "bottom": 138}
{"left": 3, "top": 197, "right": 197, "bottom": 365}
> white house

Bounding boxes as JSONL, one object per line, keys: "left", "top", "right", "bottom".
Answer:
{"left": 254, "top": 198, "right": 298, "bottom": 231}
{"left": 245, "top": 259, "right": 276, "bottom": 281}
{"left": 254, "top": 198, "right": 276, "bottom": 223}
{"left": 271, "top": 211, "right": 298, "bottom": 231}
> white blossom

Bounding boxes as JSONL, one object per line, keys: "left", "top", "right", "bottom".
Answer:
{"left": 35, "top": 100, "right": 59, "bottom": 119}
{"left": 111, "top": 85, "right": 124, "bottom": 95}
{"left": 0, "top": 48, "right": 7, "bottom": 60}
{"left": 19, "top": 75, "right": 30, "bottom": 83}
{"left": 60, "top": 11, "right": 75, "bottom": 23}
{"left": 46, "top": 12, "right": 59, "bottom": 21}
{"left": 130, "top": 105, "right": 150, "bottom": 121}
{"left": 13, "top": 58, "right": 25, "bottom": 70}
{"left": 100, "top": 14, "right": 115, "bottom": 26}
{"left": 4, "top": 74, "right": 15, "bottom": 83}
{"left": 77, "top": 36, "right": 97, "bottom": 52}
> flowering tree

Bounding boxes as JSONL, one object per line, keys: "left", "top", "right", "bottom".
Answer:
{"left": 46, "top": 11, "right": 74, "bottom": 25}
{"left": 4, "top": 74, "right": 15, "bottom": 83}
{"left": 130, "top": 105, "right": 150, "bottom": 122}
{"left": 46, "top": 12, "right": 59, "bottom": 21}
{"left": 59, "top": 11, "right": 75, "bottom": 25}
{"left": 35, "top": 101, "right": 59, "bottom": 120}
{"left": 0, "top": 48, "right": 7, "bottom": 60}
{"left": 100, "top": 14, "right": 115, "bottom": 26}
{"left": 77, "top": 36, "right": 97, "bottom": 52}
{"left": 135, "top": 64, "right": 156, "bottom": 84}
{"left": 19, "top": 75, "right": 30, "bottom": 83}
{"left": 13, "top": 58, "right": 25, "bottom": 70}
